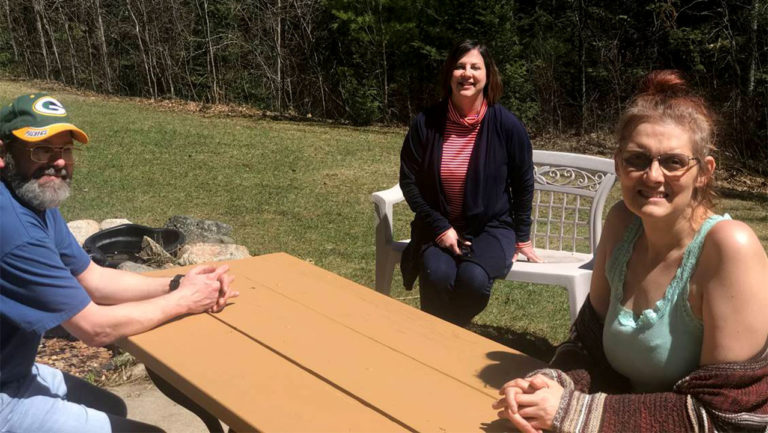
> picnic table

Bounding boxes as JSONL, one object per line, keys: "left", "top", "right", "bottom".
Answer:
{"left": 119, "top": 253, "right": 545, "bottom": 432}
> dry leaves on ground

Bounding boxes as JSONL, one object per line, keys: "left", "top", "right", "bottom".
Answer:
{"left": 36, "top": 337, "right": 139, "bottom": 386}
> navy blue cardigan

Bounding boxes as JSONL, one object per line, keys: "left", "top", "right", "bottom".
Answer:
{"left": 399, "top": 101, "right": 534, "bottom": 290}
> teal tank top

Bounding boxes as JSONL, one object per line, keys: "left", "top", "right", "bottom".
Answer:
{"left": 603, "top": 214, "right": 731, "bottom": 392}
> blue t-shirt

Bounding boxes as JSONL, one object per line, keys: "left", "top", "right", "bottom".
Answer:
{"left": 1, "top": 181, "right": 91, "bottom": 385}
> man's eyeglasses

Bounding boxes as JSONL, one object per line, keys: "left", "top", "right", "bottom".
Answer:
{"left": 26, "top": 145, "right": 81, "bottom": 163}
{"left": 621, "top": 152, "right": 699, "bottom": 175}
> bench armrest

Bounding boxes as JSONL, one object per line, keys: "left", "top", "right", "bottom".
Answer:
{"left": 371, "top": 184, "right": 404, "bottom": 245}
{"left": 372, "top": 184, "right": 405, "bottom": 211}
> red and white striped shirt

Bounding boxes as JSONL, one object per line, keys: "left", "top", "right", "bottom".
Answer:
{"left": 440, "top": 100, "right": 487, "bottom": 229}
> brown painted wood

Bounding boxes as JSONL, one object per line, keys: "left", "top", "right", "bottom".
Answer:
{"left": 122, "top": 253, "right": 545, "bottom": 432}
{"left": 225, "top": 253, "right": 544, "bottom": 396}
{"left": 121, "top": 314, "right": 401, "bottom": 432}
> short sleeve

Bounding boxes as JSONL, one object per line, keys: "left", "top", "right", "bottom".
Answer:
{"left": 1, "top": 239, "right": 91, "bottom": 334}
{"left": 49, "top": 208, "right": 91, "bottom": 276}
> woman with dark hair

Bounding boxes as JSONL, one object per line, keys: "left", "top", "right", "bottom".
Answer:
{"left": 399, "top": 40, "right": 541, "bottom": 326}
{"left": 493, "top": 70, "right": 768, "bottom": 432}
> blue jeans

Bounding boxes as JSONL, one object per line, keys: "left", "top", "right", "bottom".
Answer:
{"left": 419, "top": 245, "right": 493, "bottom": 326}
{"left": 0, "top": 363, "right": 162, "bottom": 433}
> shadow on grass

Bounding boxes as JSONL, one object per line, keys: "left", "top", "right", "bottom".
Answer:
{"left": 467, "top": 323, "right": 556, "bottom": 363}
{"left": 717, "top": 187, "right": 768, "bottom": 203}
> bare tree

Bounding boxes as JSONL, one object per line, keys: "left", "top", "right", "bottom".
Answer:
{"left": 93, "top": 0, "right": 112, "bottom": 91}
{"left": 59, "top": 3, "right": 79, "bottom": 86}
{"left": 3, "top": 0, "right": 18, "bottom": 61}
{"left": 139, "top": 0, "right": 159, "bottom": 97}
{"left": 276, "top": 0, "right": 282, "bottom": 111}
{"left": 40, "top": 2, "right": 64, "bottom": 81}
{"left": 292, "top": 0, "right": 326, "bottom": 116}
{"left": 196, "top": 0, "right": 219, "bottom": 103}
{"left": 747, "top": 0, "right": 765, "bottom": 97}
{"left": 32, "top": 0, "right": 50, "bottom": 80}
{"left": 575, "top": 0, "right": 585, "bottom": 135}
{"left": 127, "top": 0, "right": 155, "bottom": 98}
{"left": 84, "top": 29, "right": 97, "bottom": 90}
{"left": 720, "top": 0, "right": 742, "bottom": 100}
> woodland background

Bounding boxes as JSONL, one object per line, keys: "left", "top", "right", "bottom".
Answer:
{"left": 1, "top": 0, "right": 766, "bottom": 171}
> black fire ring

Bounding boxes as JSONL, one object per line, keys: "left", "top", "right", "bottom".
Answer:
{"left": 83, "top": 223, "right": 185, "bottom": 268}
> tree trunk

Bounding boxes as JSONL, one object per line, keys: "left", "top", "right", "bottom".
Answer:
{"left": 164, "top": 47, "right": 175, "bottom": 97}
{"left": 378, "top": 0, "right": 388, "bottom": 121}
{"left": 23, "top": 44, "right": 36, "bottom": 78}
{"left": 63, "top": 19, "right": 78, "bottom": 86}
{"left": 747, "top": 0, "right": 762, "bottom": 97}
{"left": 721, "top": 0, "right": 741, "bottom": 109}
{"left": 138, "top": 0, "right": 158, "bottom": 98}
{"left": 40, "top": 5, "right": 64, "bottom": 82}
{"left": 32, "top": 0, "right": 50, "bottom": 80}
{"left": 3, "top": 0, "right": 18, "bottom": 61}
{"left": 94, "top": 0, "right": 112, "bottom": 91}
{"left": 276, "top": 0, "right": 282, "bottom": 112}
{"left": 200, "top": 0, "right": 219, "bottom": 103}
{"left": 126, "top": 0, "right": 153, "bottom": 98}
{"left": 577, "top": 0, "right": 586, "bottom": 136}
{"left": 85, "top": 30, "right": 97, "bottom": 91}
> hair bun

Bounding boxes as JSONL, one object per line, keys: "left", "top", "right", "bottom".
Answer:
{"left": 638, "top": 70, "right": 688, "bottom": 97}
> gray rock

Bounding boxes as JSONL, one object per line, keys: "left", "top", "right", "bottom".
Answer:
{"left": 100, "top": 218, "right": 132, "bottom": 230}
{"left": 137, "top": 236, "right": 176, "bottom": 267}
{"left": 117, "top": 261, "right": 157, "bottom": 273}
{"left": 164, "top": 215, "right": 235, "bottom": 244}
{"left": 126, "top": 363, "right": 147, "bottom": 381}
{"left": 177, "top": 243, "right": 250, "bottom": 265}
{"left": 67, "top": 220, "right": 100, "bottom": 245}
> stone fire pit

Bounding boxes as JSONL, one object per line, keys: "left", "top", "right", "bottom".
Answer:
{"left": 68, "top": 216, "right": 250, "bottom": 272}
{"left": 83, "top": 224, "right": 185, "bottom": 269}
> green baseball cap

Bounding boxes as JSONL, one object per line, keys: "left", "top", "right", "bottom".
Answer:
{"left": 0, "top": 93, "right": 88, "bottom": 144}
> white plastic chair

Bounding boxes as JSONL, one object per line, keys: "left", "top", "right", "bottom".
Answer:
{"left": 371, "top": 150, "right": 616, "bottom": 323}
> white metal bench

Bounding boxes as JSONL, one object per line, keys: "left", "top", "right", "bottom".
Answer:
{"left": 371, "top": 150, "right": 616, "bottom": 322}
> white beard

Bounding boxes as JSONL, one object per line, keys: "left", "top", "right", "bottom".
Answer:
{"left": 2, "top": 153, "right": 71, "bottom": 210}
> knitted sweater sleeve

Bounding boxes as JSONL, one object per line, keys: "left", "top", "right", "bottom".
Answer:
{"left": 543, "top": 355, "right": 768, "bottom": 433}
{"left": 526, "top": 298, "right": 768, "bottom": 432}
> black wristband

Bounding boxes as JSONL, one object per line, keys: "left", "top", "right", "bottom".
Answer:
{"left": 168, "top": 274, "right": 184, "bottom": 292}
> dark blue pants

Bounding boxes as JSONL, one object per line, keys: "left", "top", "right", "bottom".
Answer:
{"left": 418, "top": 245, "right": 493, "bottom": 326}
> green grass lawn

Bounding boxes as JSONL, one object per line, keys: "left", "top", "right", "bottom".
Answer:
{"left": 4, "top": 80, "right": 766, "bottom": 361}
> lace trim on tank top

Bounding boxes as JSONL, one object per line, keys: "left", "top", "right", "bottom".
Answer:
{"left": 606, "top": 213, "right": 731, "bottom": 330}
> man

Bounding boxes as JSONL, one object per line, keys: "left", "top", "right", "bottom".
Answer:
{"left": 0, "top": 93, "right": 238, "bottom": 432}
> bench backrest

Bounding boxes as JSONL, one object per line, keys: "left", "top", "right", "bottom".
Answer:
{"left": 529, "top": 150, "right": 616, "bottom": 254}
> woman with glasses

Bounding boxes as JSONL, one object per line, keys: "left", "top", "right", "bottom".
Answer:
{"left": 399, "top": 40, "right": 540, "bottom": 326}
{"left": 493, "top": 70, "right": 768, "bottom": 432}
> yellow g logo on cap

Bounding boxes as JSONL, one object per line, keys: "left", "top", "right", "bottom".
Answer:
{"left": 32, "top": 97, "right": 67, "bottom": 117}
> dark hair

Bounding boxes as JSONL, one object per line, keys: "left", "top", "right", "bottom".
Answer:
{"left": 616, "top": 70, "right": 718, "bottom": 210}
{"left": 1, "top": 135, "right": 17, "bottom": 151}
{"left": 440, "top": 40, "right": 503, "bottom": 105}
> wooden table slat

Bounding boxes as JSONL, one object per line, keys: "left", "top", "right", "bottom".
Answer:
{"left": 122, "top": 313, "right": 405, "bottom": 432}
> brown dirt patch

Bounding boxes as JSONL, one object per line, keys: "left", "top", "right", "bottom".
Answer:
{"left": 36, "top": 336, "right": 138, "bottom": 385}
